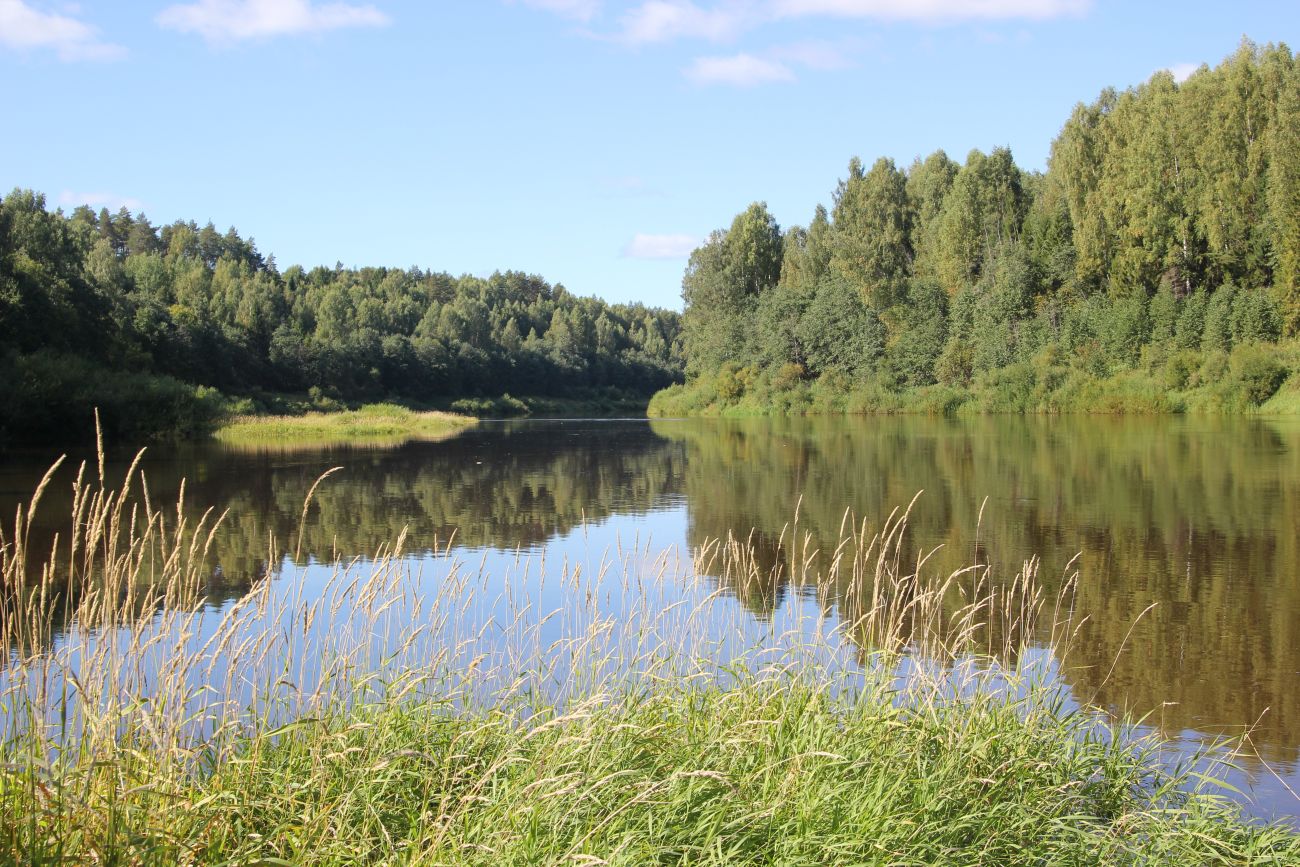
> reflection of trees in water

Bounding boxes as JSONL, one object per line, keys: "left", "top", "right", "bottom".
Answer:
{"left": 4, "top": 422, "right": 687, "bottom": 615}
{"left": 8, "top": 415, "right": 1300, "bottom": 762}
{"left": 653, "top": 415, "right": 1300, "bottom": 762}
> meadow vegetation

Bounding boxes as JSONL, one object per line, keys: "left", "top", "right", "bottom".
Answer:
{"left": 1, "top": 451, "right": 1297, "bottom": 863}
{"left": 214, "top": 403, "right": 476, "bottom": 450}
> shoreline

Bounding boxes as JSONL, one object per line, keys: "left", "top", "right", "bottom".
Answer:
{"left": 649, "top": 355, "right": 1300, "bottom": 419}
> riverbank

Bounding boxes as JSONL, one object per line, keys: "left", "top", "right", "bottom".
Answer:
{"left": 649, "top": 341, "right": 1300, "bottom": 417}
{"left": 0, "top": 379, "right": 659, "bottom": 450}
{"left": 3, "top": 458, "right": 1298, "bottom": 863}
{"left": 213, "top": 403, "right": 476, "bottom": 449}
{"left": 9, "top": 669, "right": 1295, "bottom": 864}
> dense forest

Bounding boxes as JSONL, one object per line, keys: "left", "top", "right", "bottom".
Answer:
{"left": 650, "top": 40, "right": 1300, "bottom": 417}
{"left": 0, "top": 193, "right": 684, "bottom": 445}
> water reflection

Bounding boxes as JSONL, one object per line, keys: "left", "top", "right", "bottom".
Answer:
{"left": 4, "top": 414, "right": 1300, "bottom": 816}
{"left": 651, "top": 415, "right": 1300, "bottom": 770}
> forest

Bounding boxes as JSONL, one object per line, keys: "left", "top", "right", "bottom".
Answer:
{"left": 650, "top": 40, "right": 1300, "bottom": 417}
{"left": 6, "top": 39, "right": 1299, "bottom": 447}
{"left": 0, "top": 193, "right": 684, "bottom": 445}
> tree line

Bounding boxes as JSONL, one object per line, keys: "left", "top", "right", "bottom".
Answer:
{"left": 652, "top": 39, "right": 1300, "bottom": 416}
{"left": 0, "top": 193, "right": 684, "bottom": 444}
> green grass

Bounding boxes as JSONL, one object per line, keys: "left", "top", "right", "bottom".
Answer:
{"left": 2, "top": 451, "right": 1297, "bottom": 864}
{"left": 213, "top": 402, "right": 476, "bottom": 449}
{"left": 11, "top": 672, "right": 1295, "bottom": 865}
{"left": 650, "top": 341, "right": 1300, "bottom": 419}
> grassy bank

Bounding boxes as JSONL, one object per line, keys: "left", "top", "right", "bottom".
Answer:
{"left": 1, "top": 457, "right": 1297, "bottom": 863}
{"left": 12, "top": 669, "right": 1294, "bottom": 864}
{"left": 650, "top": 340, "right": 1300, "bottom": 418}
{"left": 213, "top": 402, "right": 476, "bottom": 449}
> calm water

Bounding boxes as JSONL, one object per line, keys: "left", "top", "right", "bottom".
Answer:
{"left": 3, "top": 415, "right": 1300, "bottom": 820}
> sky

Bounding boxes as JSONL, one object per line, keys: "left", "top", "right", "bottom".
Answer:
{"left": 1, "top": 1, "right": 1296, "bottom": 310}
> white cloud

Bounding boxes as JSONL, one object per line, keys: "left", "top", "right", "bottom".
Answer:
{"left": 624, "top": 233, "right": 700, "bottom": 259}
{"left": 620, "top": 0, "right": 748, "bottom": 43}
{"left": 602, "top": 0, "right": 1085, "bottom": 45}
{"left": 0, "top": 0, "right": 125, "bottom": 60}
{"left": 58, "top": 191, "right": 146, "bottom": 213}
{"left": 157, "top": 0, "right": 390, "bottom": 43}
{"left": 770, "top": 0, "right": 1089, "bottom": 22}
{"left": 1165, "top": 62, "right": 1198, "bottom": 84}
{"left": 683, "top": 36, "right": 865, "bottom": 86}
{"left": 518, "top": 0, "right": 603, "bottom": 21}
{"left": 770, "top": 38, "right": 857, "bottom": 70}
{"left": 686, "top": 51, "right": 793, "bottom": 85}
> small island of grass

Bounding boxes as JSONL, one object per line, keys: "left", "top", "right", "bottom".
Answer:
{"left": 213, "top": 403, "right": 476, "bottom": 450}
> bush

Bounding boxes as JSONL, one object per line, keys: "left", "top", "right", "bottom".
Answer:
{"left": 1229, "top": 344, "right": 1289, "bottom": 404}
{"left": 935, "top": 339, "right": 974, "bottom": 386}
{"left": 0, "top": 351, "right": 227, "bottom": 446}
{"left": 1192, "top": 350, "right": 1229, "bottom": 387}
{"left": 1162, "top": 350, "right": 1201, "bottom": 390}
{"left": 971, "top": 363, "right": 1038, "bottom": 413}
{"left": 308, "top": 385, "right": 346, "bottom": 413}
{"left": 449, "top": 393, "right": 530, "bottom": 417}
{"left": 715, "top": 362, "right": 758, "bottom": 403}
{"left": 771, "top": 362, "right": 807, "bottom": 392}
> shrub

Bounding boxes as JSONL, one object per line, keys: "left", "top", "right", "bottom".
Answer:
{"left": 935, "top": 338, "right": 974, "bottom": 386}
{"left": 449, "top": 393, "right": 530, "bottom": 417}
{"left": 0, "top": 351, "right": 226, "bottom": 445}
{"left": 1162, "top": 350, "right": 1202, "bottom": 390}
{"left": 771, "top": 362, "right": 807, "bottom": 392}
{"left": 1192, "top": 350, "right": 1229, "bottom": 387}
{"left": 1229, "top": 343, "right": 1289, "bottom": 404}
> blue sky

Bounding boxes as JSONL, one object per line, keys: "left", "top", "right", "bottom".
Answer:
{"left": 1, "top": 1, "right": 1295, "bottom": 310}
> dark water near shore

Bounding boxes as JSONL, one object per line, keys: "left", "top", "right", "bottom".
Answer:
{"left": 4, "top": 415, "right": 1300, "bottom": 820}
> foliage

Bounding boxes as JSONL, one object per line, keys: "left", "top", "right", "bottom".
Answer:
{"left": 0, "top": 350, "right": 226, "bottom": 445}
{"left": 667, "top": 39, "right": 1300, "bottom": 416}
{"left": 1229, "top": 342, "right": 1288, "bottom": 403}
{"left": 0, "top": 191, "right": 683, "bottom": 445}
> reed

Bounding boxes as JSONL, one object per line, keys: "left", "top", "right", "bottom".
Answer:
{"left": 1, "top": 444, "right": 1296, "bottom": 864}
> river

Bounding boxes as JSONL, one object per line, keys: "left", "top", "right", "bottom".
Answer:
{"left": 3, "top": 414, "right": 1299, "bottom": 821}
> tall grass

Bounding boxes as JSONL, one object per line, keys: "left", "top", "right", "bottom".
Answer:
{"left": 214, "top": 403, "right": 475, "bottom": 450}
{"left": 1, "top": 445, "right": 1297, "bottom": 863}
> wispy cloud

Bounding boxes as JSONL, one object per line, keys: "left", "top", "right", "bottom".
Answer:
{"left": 58, "top": 191, "right": 146, "bottom": 213}
{"left": 0, "top": 0, "right": 125, "bottom": 61}
{"left": 517, "top": 0, "right": 603, "bottom": 21}
{"left": 157, "top": 0, "right": 390, "bottom": 43}
{"left": 599, "top": 0, "right": 1087, "bottom": 42}
{"left": 686, "top": 38, "right": 863, "bottom": 85}
{"left": 619, "top": 0, "right": 748, "bottom": 43}
{"left": 686, "top": 51, "right": 792, "bottom": 85}
{"left": 520, "top": 0, "right": 1090, "bottom": 87}
{"left": 769, "top": 38, "right": 859, "bottom": 70}
{"left": 770, "top": 0, "right": 1089, "bottom": 22}
{"left": 1164, "top": 62, "right": 1199, "bottom": 84}
{"left": 624, "top": 233, "right": 700, "bottom": 259}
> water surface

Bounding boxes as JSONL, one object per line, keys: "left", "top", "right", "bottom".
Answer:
{"left": 4, "top": 415, "right": 1299, "bottom": 819}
